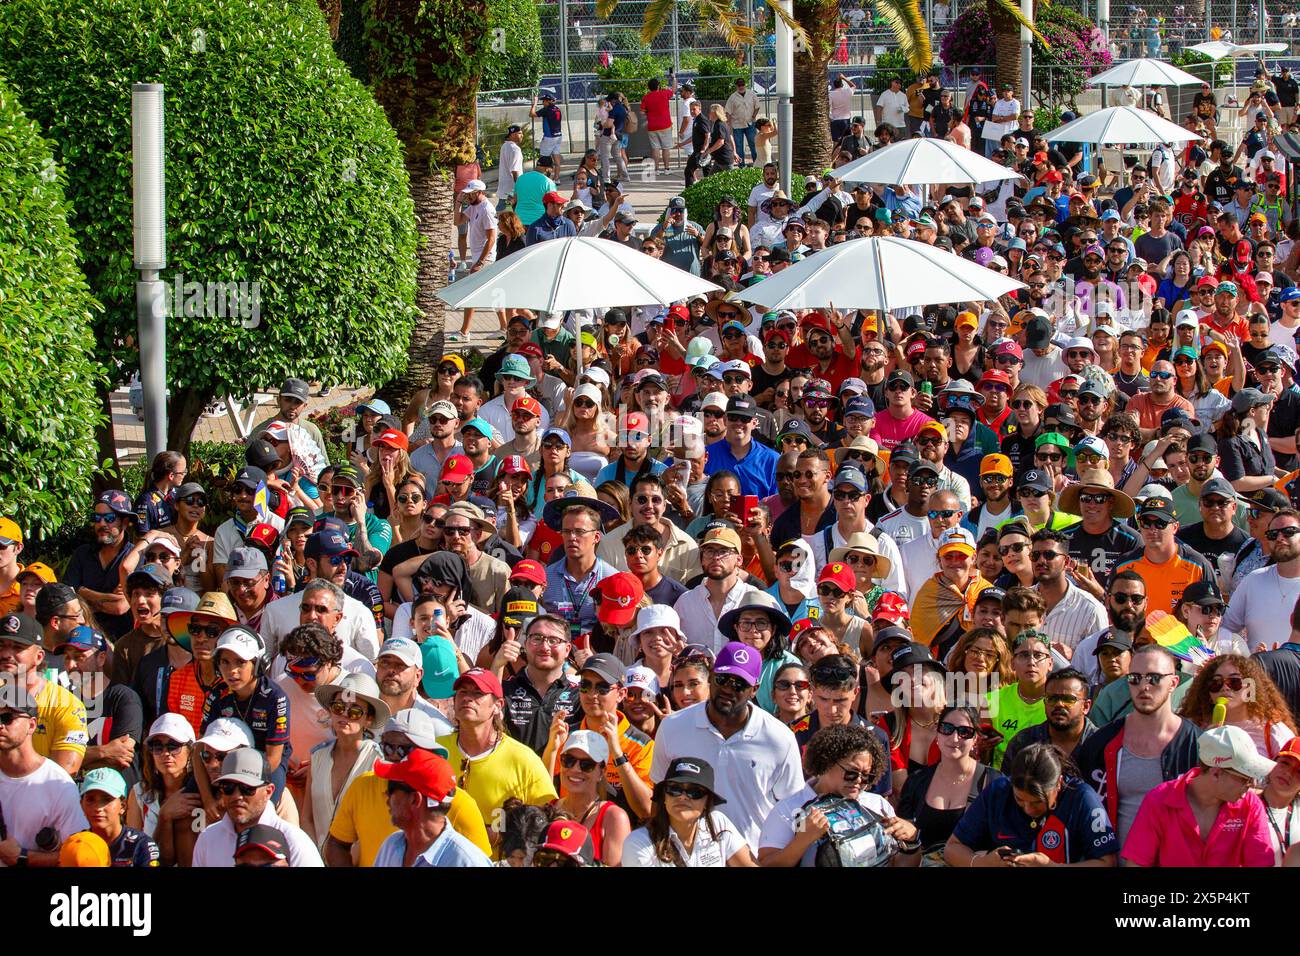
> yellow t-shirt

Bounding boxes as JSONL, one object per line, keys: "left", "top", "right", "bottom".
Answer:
{"left": 437, "top": 732, "right": 558, "bottom": 828}
{"left": 32, "top": 680, "right": 89, "bottom": 759}
{"left": 328, "top": 771, "right": 492, "bottom": 866}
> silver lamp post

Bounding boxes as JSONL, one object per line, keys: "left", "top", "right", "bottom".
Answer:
{"left": 132, "top": 83, "right": 168, "bottom": 460}
{"left": 775, "top": 0, "right": 794, "bottom": 196}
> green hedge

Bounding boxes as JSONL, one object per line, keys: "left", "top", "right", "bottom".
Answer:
{"left": 481, "top": 0, "right": 544, "bottom": 92}
{"left": 0, "top": 0, "right": 420, "bottom": 412}
{"left": 596, "top": 53, "right": 673, "bottom": 97}
{"left": 683, "top": 167, "right": 764, "bottom": 226}
{"left": 693, "top": 56, "right": 746, "bottom": 102}
{"left": 0, "top": 75, "right": 106, "bottom": 540}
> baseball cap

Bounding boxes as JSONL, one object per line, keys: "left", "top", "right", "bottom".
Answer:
{"left": 980, "top": 453, "right": 1013, "bottom": 477}
{"left": 0, "top": 613, "right": 41, "bottom": 647}
{"left": 126, "top": 563, "right": 173, "bottom": 591}
{"left": 195, "top": 717, "right": 255, "bottom": 753}
{"left": 214, "top": 626, "right": 263, "bottom": 662}
{"left": 591, "top": 572, "right": 644, "bottom": 628}
{"left": 1017, "top": 469, "right": 1052, "bottom": 494}
{"left": 1181, "top": 579, "right": 1225, "bottom": 608}
{"left": 1138, "top": 493, "right": 1176, "bottom": 521}
{"left": 235, "top": 824, "right": 289, "bottom": 863}
{"left": 440, "top": 454, "right": 475, "bottom": 483}
{"left": 374, "top": 749, "right": 457, "bottom": 806}
{"left": 1198, "top": 725, "right": 1276, "bottom": 781}
{"left": 936, "top": 527, "right": 976, "bottom": 557}
{"left": 713, "top": 641, "right": 762, "bottom": 687}
{"left": 53, "top": 625, "right": 109, "bottom": 656}
{"left": 1198, "top": 476, "right": 1237, "bottom": 501}
{"left": 454, "top": 667, "right": 504, "bottom": 698}
{"left": 0, "top": 518, "right": 21, "bottom": 548}
{"left": 79, "top": 767, "right": 128, "bottom": 800}
{"left": 579, "top": 653, "right": 626, "bottom": 687}
{"left": 223, "top": 547, "right": 269, "bottom": 580}
{"left": 509, "top": 558, "right": 547, "bottom": 587}
{"left": 59, "top": 832, "right": 110, "bottom": 868}
{"left": 562, "top": 729, "right": 610, "bottom": 764}
{"left": 700, "top": 526, "right": 742, "bottom": 554}
{"left": 148, "top": 712, "right": 197, "bottom": 744}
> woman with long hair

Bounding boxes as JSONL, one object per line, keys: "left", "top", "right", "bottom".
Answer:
{"left": 701, "top": 195, "right": 752, "bottom": 263}
{"left": 552, "top": 731, "right": 631, "bottom": 866}
{"left": 558, "top": 382, "right": 615, "bottom": 464}
{"left": 126, "top": 714, "right": 196, "bottom": 866}
{"left": 1181, "top": 654, "right": 1297, "bottom": 758}
{"left": 134, "top": 450, "right": 187, "bottom": 532}
{"left": 571, "top": 149, "right": 601, "bottom": 207}
{"left": 895, "top": 705, "right": 1001, "bottom": 865}
{"left": 161, "top": 484, "right": 213, "bottom": 592}
{"left": 758, "top": 724, "right": 918, "bottom": 867}
{"left": 685, "top": 470, "right": 742, "bottom": 537}
{"left": 299, "top": 674, "right": 388, "bottom": 850}
{"left": 365, "top": 431, "right": 417, "bottom": 522}
{"left": 1172, "top": 346, "right": 1230, "bottom": 424}
{"left": 702, "top": 104, "right": 735, "bottom": 174}
{"left": 595, "top": 479, "right": 631, "bottom": 532}
{"left": 1155, "top": 250, "right": 1197, "bottom": 311}
{"left": 496, "top": 209, "right": 526, "bottom": 260}
{"left": 878, "top": 643, "right": 948, "bottom": 795}
{"left": 964, "top": 81, "right": 994, "bottom": 155}
{"left": 944, "top": 627, "right": 1013, "bottom": 709}
{"left": 622, "top": 758, "right": 755, "bottom": 866}
{"left": 387, "top": 477, "right": 427, "bottom": 545}
{"left": 668, "top": 649, "right": 712, "bottom": 710}
{"left": 772, "top": 660, "right": 812, "bottom": 725}
{"left": 1216, "top": 389, "right": 1278, "bottom": 494}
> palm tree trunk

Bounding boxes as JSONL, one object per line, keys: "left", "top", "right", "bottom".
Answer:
{"left": 989, "top": 3, "right": 1024, "bottom": 103}
{"left": 316, "top": 0, "right": 342, "bottom": 39}
{"left": 792, "top": 0, "right": 840, "bottom": 174}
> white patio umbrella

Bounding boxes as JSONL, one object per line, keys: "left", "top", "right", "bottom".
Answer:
{"left": 830, "top": 137, "right": 1022, "bottom": 187}
{"left": 1044, "top": 106, "right": 1203, "bottom": 146}
{"left": 1087, "top": 58, "right": 1204, "bottom": 88}
{"left": 733, "top": 237, "right": 1025, "bottom": 313}
{"left": 1188, "top": 40, "right": 1288, "bottom": 60}
{"left": 435, "top": 236, "right": 719, "bottom": 313}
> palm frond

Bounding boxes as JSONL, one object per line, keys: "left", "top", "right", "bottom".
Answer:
{"left": 871, "top": 0, "right": 932, "bottom": 73}
{"left": 637, "top": 0, "right": 675, "bottom": 43}
{"left": 986, "top": 0, "right": 1051, "bottom": 47}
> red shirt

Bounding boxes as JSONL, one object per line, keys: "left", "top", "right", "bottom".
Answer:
{"left": 1172, "top": 192, "right": 1211, "bottom": 232}
{"left": 640, "top": 89, "right": 673, "bottom": 132}
{"left": 786, "top": 346, "right": 861, "bottom": 393}
{"left": 526, "top": 523, "right": 562, "bottom": 564}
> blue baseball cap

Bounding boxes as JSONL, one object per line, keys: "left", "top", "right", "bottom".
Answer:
{"left": 1281, "top": 287, "right": 1300, "bottom": 304}
{"left": 356, "top": 398, "right": 392, "bottom": 416}
{"left": 305, "top": 528, "right": 359, "bottom": 560}
{"left": 54, "top": 625, "right": 109, "bottom": 655}
{"left": 843, "top": 396, "right": 877, "bottom": 419}
{"left": 542, "top": 427, "right": 572, "bottom": 447}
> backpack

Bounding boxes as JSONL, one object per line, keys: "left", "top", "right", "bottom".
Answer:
{"left": 802, "top": 794, "right": 898, "bottom": 867}
{"left": 624, "top": 106, "right": 639, "bottom": 134}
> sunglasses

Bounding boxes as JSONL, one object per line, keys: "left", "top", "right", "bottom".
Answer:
{"left": 624, "top": 544, "right": 655, "bottom": 557}
{"left": 999, "top": 542, "right": 1029, "bottom": 555}
{"left": 397, "top": 493, "right": 424, "bottom": 505}
{"left": 90, "top": 513, "right": 120, "bottom": 524}
{"left": 1207, "top": 675, "right": 1245, "bottom": 694}
{"left": 1035, "top": 451, "right": 1063, "bottom": 462}
{"left": 1108, "top": 594, "right": 1145, "bottom": 609}
{"left": 147, "top": 739, "right": 187, "bottom": 755}
{"left": 578, "top": 679, "right": 615, "bottom": 695}
{"left": 1045, "top": 694, "right": 1082, "bottom": 707}
{"left": 217, "top": 781, "right": 262, "bottom": 798}
{"left": 1149, "top": 371, "right": 1175, "bottom": 381}
{"left": 835, "top": 764, "right": 873, "bottom": 784}
{"left": 937, "top": 721, "right": 977, "bottom": 740}
{"left": 144, "top": 550, "right": 176, "bottom": 563}
{"left": 927, "top": 509, "right": 959, "bottom": 520}
{"left": 560, "top": 754, "right": 599, "bottom": 772}
{"left": 1017, "top": 487, "right": 1047, "bottom": 498}
{"left": 774, "top": 678, "right": 810, "bottom": 692}
{"left": 982, "top": 383, "right": 1010, "bottom": 394}
{"left": 845, "top": 553, "right": 876, "bottom": 567}
{"left": 380, "top": 741, "right": 413, "bottom": 761}
{"left": 1010, "top": 400, "right": 1037, "bottom": 410}
{"left": 1267, "top": 526, "right": 1300, "bottom": 541}
{"left": 663, "top": 782, "right": 710, "bottom": 800}
{"left": 833, "top": 489, "right": 863, "bottom": 502}
{"left": 188, "top": 622, "right": 225, "bottom": 639}
{"left": 816, "top": 584, "right": 847, "bottom": 599}
{"left": 711, "top": 673, "right": 751, "bottom": 693}
{"left": 1030, "top": 550, "right": 1064, "bottom": 563}
{"left": 1126, "top": 672, "right": 1174, "bottom": 686}
{"left": 180, "top": 494, "right": 208, "bottom": 507}
{"left": 1139, "top": 517, "right": 1172, "bottom": 530}
{"left": 329, "top": 700, "right": 370, "bottom": 721}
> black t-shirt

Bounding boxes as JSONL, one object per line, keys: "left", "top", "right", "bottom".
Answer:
{"left": 502, "top": 670, "right": 583, "bottom": 755}
{"left": 751, "top": 363, "right": 799, "bottom": 401}
{"left": 1176, "top": 522, "right": 1248, "bottom": 560}
{"left": 1269, "top": 389, "right": 1300, "bottom": 472}
{"left": 1276, "top": 75, "right": 1299, "bottom": 107}
{"left": 64, "top": 540, "right": 134, "bottom": 639}
{"left": 837, "top": 133, "right": 871, "bottom": 157}
{"left": 845, "top": 202, "right": 881, "bottom": 233}
{"left": 1205, "top": 165, "right": 1245, "bottom": 206}
{"left": 645, "top": 574, "right": 688, "bottom": 608}
{"left": 691, "top": 114, "right": 709, "bottom": 153}
{"left": 1256, "top": 646, "right": 1300, "bottom": 719}
{"left": 86, "top": 683, "right": 145, "bottom": 790}
{"left": 1065, "top": 522, "right": 1141, "bottom": 581}
{"left": 711, "top": 119, "right": 735, "bottom": 166}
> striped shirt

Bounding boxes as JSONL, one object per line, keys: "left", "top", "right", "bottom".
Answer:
{"left": 1037, "top": 579, "right": 1108, "bottom": 651}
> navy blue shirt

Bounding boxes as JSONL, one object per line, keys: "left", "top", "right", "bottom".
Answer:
{"left": 133, "top": 487, "right": 177, "bottom": 534}
{"left": 951, "top": 775, "right": 1117, "bottom": 863}
{"left": 539, "top": 104, "right": 562, "bottom": 139}
{"left": 524, "top": 214, "right": 577, "bottom": 246}
{"left": 202, "top": 675, "right": 291, "bottom": 758}
{"left": 63, "top": 538, "right": 134, "bottom": 639}
{"left": 109, "top": 826, "right": 160, "bottom": 867}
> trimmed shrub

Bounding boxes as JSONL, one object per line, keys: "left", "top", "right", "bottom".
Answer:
{"left": 481, "top": 0, "right": 544, "bottom": 92}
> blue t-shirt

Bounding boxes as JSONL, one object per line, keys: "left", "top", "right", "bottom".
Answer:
{"left": 539, "top": 104, "right": 562, "bottom": 139}
{"left": 610, "top": 102, "right": 628, "bottom": 135}
{"left": 951, "top": 775, "right": 1117, "bottom": 863}
{"left": 594, "top": 457, "right": 668, "bottom": 489}
{"left": 703, "top": 438, "right": 780, "bottom": 499}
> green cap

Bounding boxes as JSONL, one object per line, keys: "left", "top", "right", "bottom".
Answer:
{"left": 79, "top": 767, "right": 127, "bottom": 799}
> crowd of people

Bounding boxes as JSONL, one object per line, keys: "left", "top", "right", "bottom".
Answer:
{"left": 6, "top": 58, "right": 1300, "bottom": 872}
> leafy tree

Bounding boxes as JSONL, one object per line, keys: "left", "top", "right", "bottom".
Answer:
{"left": 482, "top": 0, "right": 544, "bottom": 93}
{"left": 0, "top": 74, "right": 106, "bottom": 537}
{"left": 0, "top": 0, "right": 420, "bottom": 458}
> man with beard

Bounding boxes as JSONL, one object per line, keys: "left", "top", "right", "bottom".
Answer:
{"left": 1077, "top": 644, "right": 1201, "bottom": 847}
{"left": 372, "top": 638, "right": 454, "bottom": 731}
{"left": 787, "top": 312, "right": 858, "bottom": 394}
{"left": 858, "top": 337, "right": 890, "bottom": 411}
{"left": 65, "top": 491, "right": 135, "bottom": 641}
{"left": 977, "top": 370, "right": 1015, "bottom": 439}
{"left": 1030, "top": 529, "right": 1107, "bottom": 655}
{"left": 191, "top": 749, "right": 322, "bottom": 866}
{"left": 878, "top": 459, "right": 940, "bottom": 547}
{"left": 1204, "top": 280, "right": 1251, "bottom": 343}
{"left": 917, "top": 336, "right": 954, "bottom": 396}
{"left": 598, "top": 474, "right": 699, "bottom": 582}
{"left": 501, "top": 612, "right": 581, "bottom": 756}
{"left": 747, "top": 161, "right": 781, "bottom": 229}
{"left": 1019, "top": 315, "right": 1068, "bottom": 392}
{"left": 651, "top": 641, "right": 803, "bottom": 850}
{"left": 1176, "top": 476, "right": 1249, "bottom": 560}
{"left": 409, "top": 400, "right": 462, "bottom": 488}
{"left": 1060, "top": 470, "right": 1140, "bottom": 580}
{"left": 1069, "top": 571, "right": 1147, "bottom": 687}
{"left": 916, "top": 420, "right": 972, "bottom": 509}
{"left": 770, "top": 449, "right": 834, "bottom": 558}
{"left": 873, "top": 370, "right": 936, "bottom": 453}
{"left": 1075, "top": 382, "right": 1108, "bottom": 436}
{"left": 714, "top": 362, "right": 776, "bottom": 444}
{"left": 797, "top": 380, "right": 842, "bottom": 446}
{"left": 478, "top": 318, "right": 532, "bottom": 395}
{"left": 1125, "top": 361, "right": 1195, "bottom": 443}
{"left": 1222, "top": 509, "right": 1300, "bottom": 651}
{"left": 674, "top": 528, "right": 760, "bottom": 653}
{"left": 751, "top": 326, "right": 799, "bottom": 406}
{"left": 1002, "top": 667, "right": 1096, "bottom": 769}
{"left": 1073, "top": 244, "right": 1127, "bottom": 316}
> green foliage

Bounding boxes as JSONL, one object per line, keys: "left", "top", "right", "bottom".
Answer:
{"left": 1170, "top": 49, "right": 1233, "bottom": 84}
{"left": 693, "top": 55, "right": 746, "bottom": 101}
{"left": 478, "top": 116, "right": 537, "bottom": 169}
{"left": 682, "top": 167, "right": 763, "bottom": 226}
{"left": 0, "top": 0, "right": 420, "bottom": 422}
{"left": 1032, "top": 105, "right": 1063, "bottom": 133}
{"left": 481, "top": 0, "right": 544, "bottom": 92}
{"left": 596, "top": 53, "right": 673, "bottom": 96}
{"left": 0, "top": 75, "right": 106, "bottom": 539}
{"left": 871, "top": 49, "right": 935, "bottom": 93}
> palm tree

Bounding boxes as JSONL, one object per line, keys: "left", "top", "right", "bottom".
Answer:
{"left": 987, "top": 0, "right": 1048, "bottom": 101}
{"left": 361, "top": 0, "right": 492, "bottom": 410}
{"left": 598, "top": 0, "right": 933, "bottom": 172}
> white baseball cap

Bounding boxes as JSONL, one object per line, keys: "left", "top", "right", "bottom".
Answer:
{"left": 580, "top": 366, "right": 611, "bottom": 388}
{"left": 573, "top": 383, "right": 604, "bottom": 406}
{"left": 214, "top": 626, "right": 263, "bottom": 662}
{"left": 561, "top": 729, "right": 610, "bottom": 763}
{"left": 1175, "top": 309, "right": 1200, "bottom": 329}
{"left": 195, "top": 717, "right": 255, "bottom": 753}
{"left": 147, "top": 712, "right": 196, "bottom": 744}
{"left": 700, "top": 391, "right": 729, "bottom": 412}
{"left": 382, "top": 708, "right": 450, "bottom": 757}
{"left": 376, "top": 637, "right": 423, "bottom": 669}
{"left": 624, "top": 665, "right": 661, "bottom": 695}
{"left": 461, "top": 179, "right": 487, "bottom": 193}
{"left": 1198, "top": 725, "right": 1276, "bottom": 781}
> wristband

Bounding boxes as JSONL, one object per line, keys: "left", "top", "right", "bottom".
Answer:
{"left": 613, "top": 754, "right": 631, "bottom": 767}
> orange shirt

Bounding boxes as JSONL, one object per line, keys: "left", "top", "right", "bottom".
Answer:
{"left": 1124, "top": 391, "right": 1195, "bottom": 431}
{"left": 1115, "top": 551, "right": 1204, "bottom": 614}
{"left": 1204, "top": 313, "right": 1250, "bottom": 343}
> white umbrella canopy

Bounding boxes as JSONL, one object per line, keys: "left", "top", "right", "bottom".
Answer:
{"left": 1044, "top": 106, "right": 1203, "bottom": 146}
{"left": 830, "top": 136, "right": 1022, "bottom": 186}
{"left": 434, "top": 236, "right": 720, "bottom": 312}
{"left": 1087, "top": 58, "right": 1205, "bottom": 87}
{"left": 733, "top": 236, "right": 1025, "bottom": 313}
{"left": 1188, "top": 40, "right": 1287, "bottom": 59}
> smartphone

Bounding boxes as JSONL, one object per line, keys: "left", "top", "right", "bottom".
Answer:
{"left": 996, "top": 846, "right": 1018, "bottom": 862}
{"left": 730, "top": 494, "right": 760, "bottom": 523}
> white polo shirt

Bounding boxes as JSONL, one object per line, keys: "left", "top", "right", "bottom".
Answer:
{"left": 650, "top": 701, "right": 804, "bottom": 851}
{"left": 622, "top": 810, "right": 748, "bottom": 866}
{"left": 258, "top": 590, "right": 380, "bottom": 662}
{"left": 190, "top": 804, "right": 323, "bottom": 867}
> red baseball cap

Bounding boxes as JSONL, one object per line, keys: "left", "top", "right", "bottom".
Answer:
{"left": 978, "top": 369, "right": 1011, "bottom": 389}
{"left": 373, "top": 749, "right": 456, "bottom": 805}
{"left": 373, "top": 428, "right": 409, "bottom": 451}
{"left": 873, "top": 591, "right": 911, "bottom": 624}
{"left": 817, "top": 562, "right": 857, "bottom": 593}
{"left": 516, "top": 342, "right": 544, "bottom": 360}
{"left": 440, "top": 455, "right": 474, "bottom": 483}
{"left": 624, "top": 411, "right": 649, "bottom": 434}
{"left": 542, "top": 191, "right": 565, "bottom": 205}
{"left": 245, "top": 523, "right": 279, "bottom": 553}
{"left": 667, "top": 304, "right": 690, "bottom": 324}
{"left": 764, "top": 327, "right": 792, "bottom": 345}
{"left": 593, "top": 571, "right": 645, "bottom": 627}
{"left": 511, "top": 396, "right": 542, "bottom": 418}
{"left": 800, "top": 311, "right": 833, "bottom": 335}
{"left": 499, "top": 454, "right": 532, "bottom": 476}
{"left": 454, "top": 667, "right": 504, "bottom": 698}
{"left": 510, "top": 559, "right": 547, "bottom": 586}
{"left": 1042, "top": 170, "right": 1063, "bottom": 183}
{"left": 540, "top": 818, "right": 590, "bottom": 862}
{"left": 1196, "top": 275, "right": 1218, "bottom": 289}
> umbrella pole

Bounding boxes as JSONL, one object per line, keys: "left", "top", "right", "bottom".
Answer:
{"left": 572, "top": 311, "right": 585, "bottom": 379}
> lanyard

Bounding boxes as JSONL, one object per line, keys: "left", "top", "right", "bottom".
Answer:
{"left": 563, "top": 570, "right": 598, "bottom": 635}
{"left": 1268, "top": 802, "right": 1296, "bottom": 853}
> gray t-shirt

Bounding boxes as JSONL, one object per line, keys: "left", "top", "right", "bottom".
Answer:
{"left": 1116, "top": 747, "right": 1165, "bottom": 847}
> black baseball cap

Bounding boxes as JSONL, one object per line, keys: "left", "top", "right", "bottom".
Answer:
{"left": 1094, "top": 632, "right": 1134, "bottom": 654}
{"left": 1180, "top": 580, "right": 1224, "bottom": 607}
{"left": 244, "top": 438, "right": 280, "bottom": 472}
{"left": 232, "top": 466, "right": 268, "bottom": 490}
{"left": 725, "top": 396, "right": 758, "bottom": 420}
{"left": 1017, "top": 469, "right": 1052, "bottom": 494}
{"left": 0, "top": 613, "right": 42, "bottom": 646}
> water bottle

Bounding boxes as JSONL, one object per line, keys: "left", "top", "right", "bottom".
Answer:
{"left": 272, "top": 569, "right": 287, "bottom": 595}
